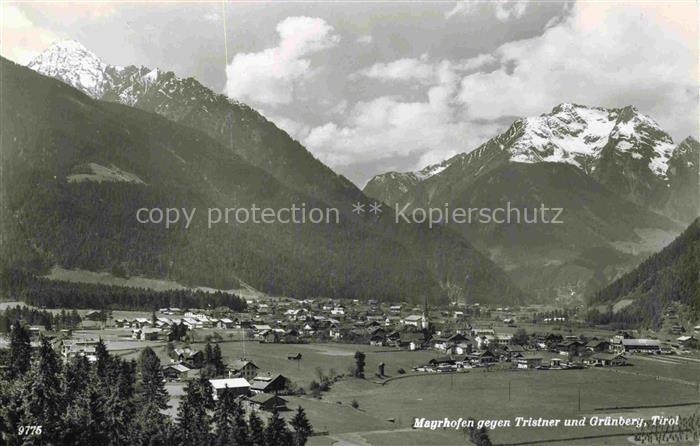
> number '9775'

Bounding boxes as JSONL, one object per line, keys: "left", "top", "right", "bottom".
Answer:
{"left": 18, "top": 425, "right": 42, "bottom": 436}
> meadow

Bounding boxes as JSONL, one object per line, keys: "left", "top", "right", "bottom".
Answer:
{"left": 303, "top": 366, "right": 699, "bottom": 445}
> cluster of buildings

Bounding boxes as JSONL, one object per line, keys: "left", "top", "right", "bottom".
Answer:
{"left": 114, "top": 310, "right": 236, "bottom": 332}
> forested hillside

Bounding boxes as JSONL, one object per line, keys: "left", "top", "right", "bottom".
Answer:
{"left": 0, "top": 57, "right": 524, "bottom": 305}
{"left": 588, "top": 218, "right": 699, "bottom": 327}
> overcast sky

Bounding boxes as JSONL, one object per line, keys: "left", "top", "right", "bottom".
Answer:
{"left": 3, "top": 1, "right": 698, "bottom": 186}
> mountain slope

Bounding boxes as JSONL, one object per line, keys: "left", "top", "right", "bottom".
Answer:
{"left": 363, "top": 154, "right": 464, "bottom": 205}
{"left": 665, "top": 137, "right": 700, "bottom": 222}
{"left": 588, "top": 218, "right": 700, "bottom": 327}
{"left": 365, "top": 103, "right": 693, "bottom": 213}
{"left": 364, "top": 103, "right": 690, "bottom": 300}
{"left": 2, "top": 56, "right": 523, "bottom": 305}
{"left": 28, "top": 40, "right": 360, "bottom": 208}
{"left": 424, "top": 161, "right": 678, "bottom": 300}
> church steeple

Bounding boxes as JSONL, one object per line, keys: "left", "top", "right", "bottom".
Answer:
{"left": 422, "top": 295, "right": 430, "bottom": 330}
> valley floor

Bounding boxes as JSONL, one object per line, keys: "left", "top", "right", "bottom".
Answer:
{"left": 133, "top": 340, "right": 699, "bottom": 446}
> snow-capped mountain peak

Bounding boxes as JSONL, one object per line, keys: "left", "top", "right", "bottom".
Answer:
{"left": 27, "top": 40, "right": 115, "bottom": 98}
{"left": 27, "top": 40, "right": 242, "bottom": 116}
{"left": 506, "top": 103, "right": 675, "bottom": 177}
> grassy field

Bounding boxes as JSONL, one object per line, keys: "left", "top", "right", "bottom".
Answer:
{"left": 303, "top": 368, "right": 699, "bottom": 445}
{"left": 71, "top": 333, "right": 699, "bottom": 446}
{"left": 196, "top": 341, "right": 436, "bottom": 388}
{"left": 145, "top": 341, "right": 700, "bottom": 445}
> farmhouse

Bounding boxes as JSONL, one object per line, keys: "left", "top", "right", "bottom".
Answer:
{"left": 558, "top": 340, "right": 586, "bottom": 356}
{"left": 504, "top": 344, "right": 525, "bottom": 360}
{"left": 162, "top": 363, "right": 191, "bottom": 380}
{"left": 171, "top": 348, "right": 204, "bottom": 368}
{"left": 216, "top": 318, "right": 235, "bottom": 329}
{"left": 84, "top": 310, "right": 103, "bottom": 321}
{"left": 586, "top": 353, "right": 628, "bottom": 367}
{"left": 466, "top": 350, "right": 497, "bottom": 365}
{"left": 229, "top": 359, "right": 259, "bottom": 381}
{"left": 621, "top": 339, "right": 661, "bottom": 353}
{"left": 250, "top": 374, "right": 289, "bottom": 394}
{"left": 677, "top": 336, "right": 698, "bottom": 349}
{"left": 209, "top": 378, "right": 250, "bottom": 400}
{"left": 246, "top": 394, "right": 288, "bottom": 412}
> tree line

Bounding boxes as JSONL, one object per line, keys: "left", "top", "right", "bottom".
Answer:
{"left": 2, "top": 269, "right": 247, "bottom": 312}
{"left": 0, "top": 321, "right": 313, "bottom": 445}
{"left": 0, "top": 306, "right": 82, "bottom": 333}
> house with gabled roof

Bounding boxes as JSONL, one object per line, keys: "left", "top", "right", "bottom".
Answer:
{"left": 250, "top": 374, "right": 289, "bottom": 394}
{"left": 246, "top": 394, "right": 288, "bottom": 412}
{"left": 229, "top": 359, "right": 259, "bottom": 381}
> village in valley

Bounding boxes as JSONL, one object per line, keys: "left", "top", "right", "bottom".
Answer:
{"left": 2, "top": 293, "right": 698, "bottom": 445}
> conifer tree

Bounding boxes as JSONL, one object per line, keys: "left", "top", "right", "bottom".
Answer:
{"left": 95, "top": 338, "right": 111, "bottom": 381}
{"left": 102, "top": 359, "right": 137, "bottom": 445}
{"left": 212, "top": 343, "right": 225, "bottom": 376}
{"left": 248, "top": 409, "right": 266, "bottom": 446}
{"left": 176, "top": 377, "right": 213, "bottom": 445}
{"left": 134, "top": 399, "right": 173, "bottom": 446}
{"left": 139, "top": 347, "right": 168, "bottom": 409}
{"left": 264, "top": 407, "right": 293, "bottom": 446}
{"left": 61, "top": 376, "right": 108, "bottom": 446}
{"left": 354, "top": 351, "right": 366, "bottom": 378}
{"left": 290, "top": 406, "right": 313, "bottom": 446}
{"left": 213, "top": 389, "right": 247, "bottom": 446}
{"left": 65, "top": 355, "right": 91, "bottom": 403}
{"left": 7, "top": 320, "right": 31, "bottom": 379}
{"left": 20, "top": 337, "right": 64, "bottom": 443}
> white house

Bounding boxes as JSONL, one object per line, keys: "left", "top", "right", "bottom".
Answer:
{"left": 209, "top": 378, "right": 250, "bottom": 400}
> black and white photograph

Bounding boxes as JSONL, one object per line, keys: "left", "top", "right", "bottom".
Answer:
{"left": 0, "top": 1, "right": 698, "bottom": 445}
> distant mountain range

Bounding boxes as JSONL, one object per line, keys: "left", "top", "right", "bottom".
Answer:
{"left": 588, "top": 218, "right": 699, "bottom": 327}
{"left": 28, "top": 40, "right": 359, "bottom": 209}
{"left": 0, "top": 42, "right": 525, "bottom": 305}
{"left": 364, "top": 103, "right": 698, "bottom": 301}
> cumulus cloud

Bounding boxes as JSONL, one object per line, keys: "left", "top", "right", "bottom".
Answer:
{"left": 290, "top": 2, "right": 697, "bottom": 185}
{"left": 458, "top": 2, "right": 698, "bottom": 139}
{"left": 224, "top": 16, "right": 339, "bottom": 105}
{"left": 302, "top": 59, "right": 502, "bottom": 174}
{"left": 352, "top": 54, "right": 434, "bottom": 84}
{"left": 446, "top": 0, "right": 528, "bottom": 22}
{"left": 353, "top": 53, "right": 496, "bottom": 85}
